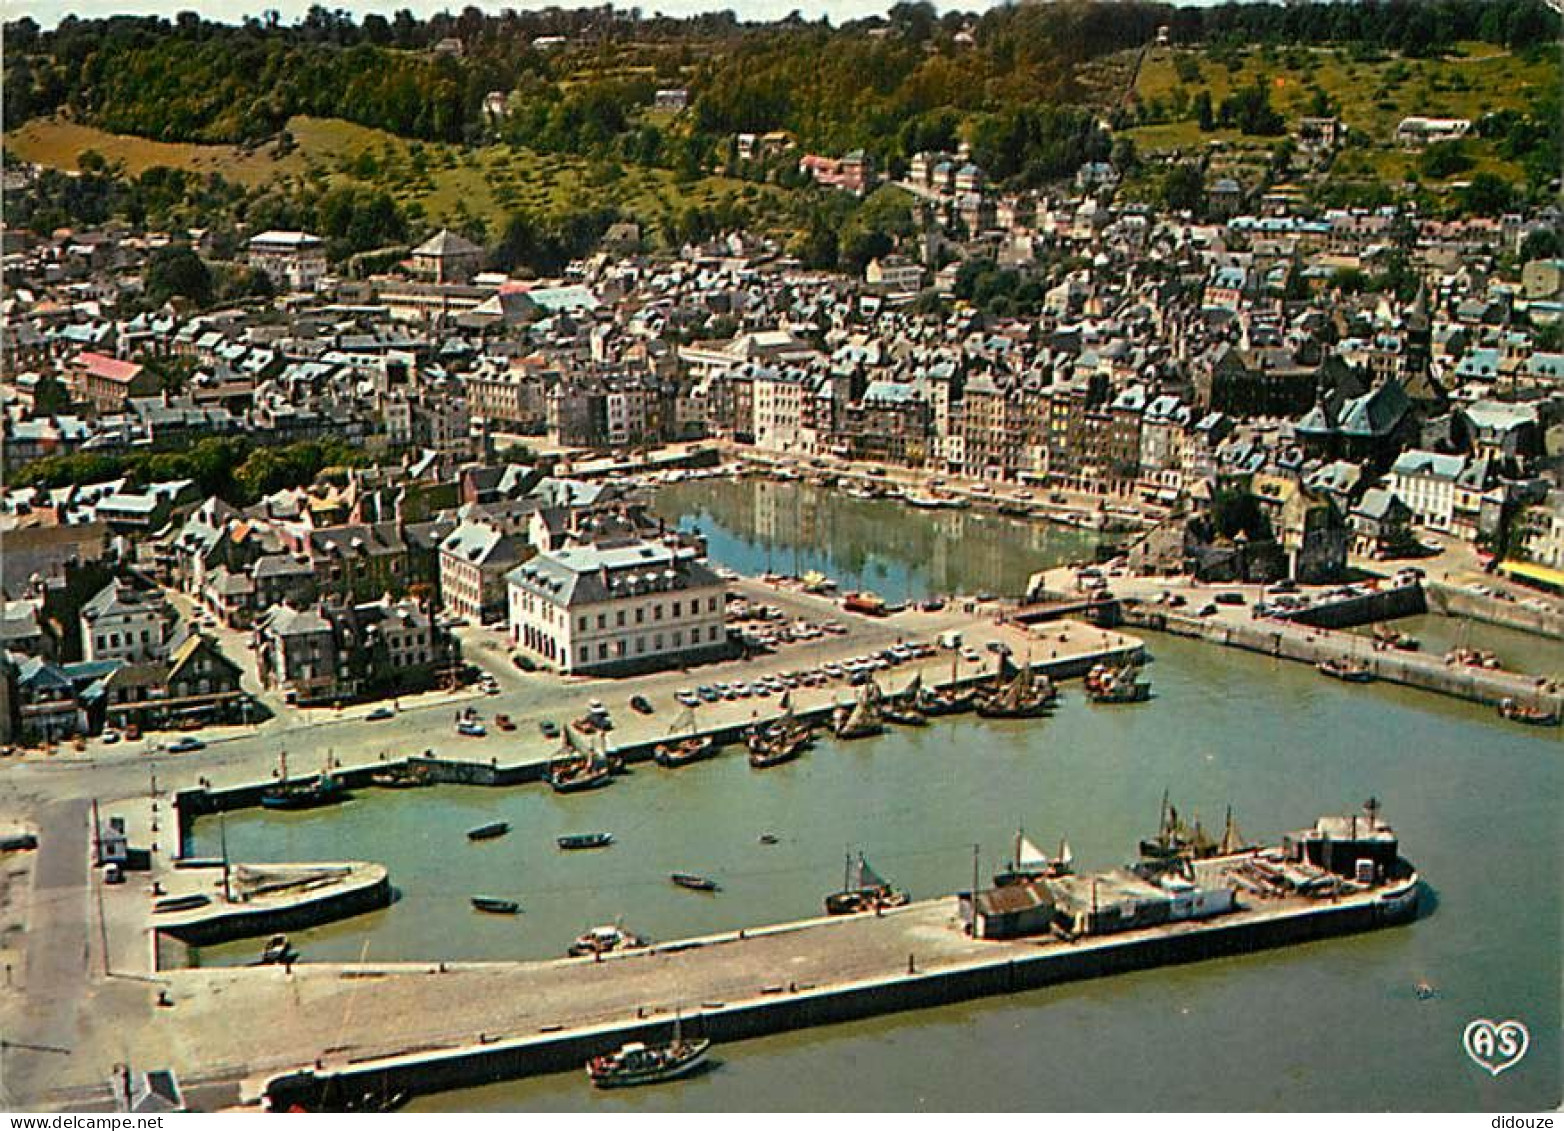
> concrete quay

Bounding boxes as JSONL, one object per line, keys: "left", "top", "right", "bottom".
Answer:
{"left": 151, "top": 861, "right": 391, "bottom": 948}
{"left": 1121, "top": 601, "right": 1564, "bottom": 717}
{"left": 62, "top": 866, "right": 1409, "bottom": 1111}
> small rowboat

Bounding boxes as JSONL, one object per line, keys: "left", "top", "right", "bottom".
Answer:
{"left": 467, "top": 821, "right": 509, "bottom": 841}
{"left": 670, "top": 872, "right": 721, "bottom": 893}
{"left": 558, "top": 832, "right": 614, "bottom": 850}
{"left": 471, "top": 896, "right": 520, "bottom": 915}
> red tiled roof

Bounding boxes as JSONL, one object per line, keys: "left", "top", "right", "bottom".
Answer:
{"left": 75, "top": 351, "right": 144, "bottom": 383}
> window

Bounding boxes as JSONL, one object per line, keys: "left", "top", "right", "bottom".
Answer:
{"left": 636, "top": 607, "right": 644, "bottom": 624}
{"left": 617, "top": 610, "right": 626, "bottom": 627}
{"left": 654, "top": 634, "right": 663, "bottom": 650}
{"left": 597, "top": 614, "right": 606, "bottom": 630}
{"left": 708, "top": 596, "right": 719, "bottom": 612}
{"left": 636, "top": 636, "right": 645, "bottom": 654}
{"left": 579, "top": 645, "right": 590, "bottom": 662}
{"left": 599, "top": 643, "right": 609, "bottom": 659}
{"left": 654, "top": 604, "right": 663, "bottom": 621}
{"left": 578, "top": 616, "right": 588, "bottom": 631}
{"left": 709, "top": 625, "right": 721, "bottom": 641}
{"left": 672, "top": 630, "right": 682, "bottom": 647}
{"left": 672, "top": 601, "right": 682, "bottom": 617}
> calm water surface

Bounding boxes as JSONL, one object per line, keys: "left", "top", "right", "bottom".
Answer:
{"left": 188, "top": 480, "right": 1560, "bottom": 1111}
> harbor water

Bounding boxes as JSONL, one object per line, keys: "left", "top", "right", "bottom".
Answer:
{"left": 187, "top": 479, "right": 1560, "bottom": 1111}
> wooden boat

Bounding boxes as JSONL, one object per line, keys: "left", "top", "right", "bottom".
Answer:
{"left": 1498, "top": 698, "right": 1561, "bottom": 726}
{"left": 1085, "top": 662, "right": 1152, "bottom": 704}
{"left": 975, "top": 662, "right": 1056, "bottom": 718}
{"left": 471, "top": 896, "right": 520, "bottom": 915}
{"left": 881, "top": 701, "right": 927, "bottom": 726}
{"left": 833, "top": 689, "right": 885, "bottom": 739}
{"left": 747, "top": 715, "right": 812, "bottom": 768}
{"left": 823, "top": 853, "right": 909, "bottom": 915}
{"left": 1139, "top": 790, "right": 1192, "bottom": 860}
{"left": 261, "top": 772, "right": 349, "bottom": 810}
{"left": 992, "top": 831, "right": 1073, "bottom": 887}
{"left": 653, "top": 735, "right": 719, "bottom": 768}
{"left": 669, "top": 872, "right": 721, "bottom": 892}
{"left": 1317, "top": 658, "right": 1374, "bottom": 682}
{"left": 1372, "top": 624, "right": 1420, "bottom": 651}
{"left": 569, "top": 923, "right": 648, "bottom": 957}
{"left": 547, "top": 754, "right": 613, "bottom": 793}
{"left": 587, "top": 1026, "right": 710, "bottom": 1088}
{"left": 261, "top": 751, "right": 350, "bottom": 810}
{"left": 371, "top": 764, "right": 433, "bottom": 789}
{"left": 558, "top": 832, "right": 614, "bottom": 850}
{"left": 467, "top": 821, "right": 510, "bottom": 841}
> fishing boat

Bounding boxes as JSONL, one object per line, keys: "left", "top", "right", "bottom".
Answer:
{"left": 259, "top": 934, "right": 296, "bottom": 965}
{"left": 1084, "top": 662, "right": 1152, "bottom": 704}
{"left": 975, "top": 661, "right": 1056, "bottom": 719}
{"left": 1139, "top": 790, "right": 1192, "bottom": 860}
{"left": 370, "top": 763, "right": 433, "bottom": 789}
{"left": 669, "top": 872, "right": 721, "bottom": 892}
{"left": 992, "top": 831, "right": 1073, "bottom": 886}
{"left": 747, "top": 715, "right": 812, "bottom": 768}
{"left": 1317, "top": 658, "right": 1374, "bottom": 682}
{"left": 261, "top": 751, "right": 350, "bottom": 810}
{"left": 569, "top": 923, "right": 648, "bottom": 957}
{"left": 471, "top": 896, "right": 520, "bottom": 915}
{"left": 833, "top": 684, "right": 885, "bottom": 739}
{"left": 547, "top": 753, "right": 614, "bottom": 793}
{"left": 1498, "top": 698, "right": 1561, "bottom": 726}
{"left": 467, "top": 821, "right": 510, "bottom": 841}
{"left": 880, "top": 700, "right": 927, "bottom": 726}
{"left": 1372, "top": 624, "right": 1420, "bottom": 651}
{"left": 823, "top": 852, "right": 910, "bottom": 915}
{"left": 557, "top": 832, "right": 614, "bottom": 850}
{"left": 653, "top": 735, "right": 719, "bottom": 768}
{"left": 587, "top": 1023, "right": 710, "bottom": 1088}
{"left": 261, "top": 772, "right": 349, "bottom": 810}
{"left": 758, "top": 833, "right": 780, "bottom": 845}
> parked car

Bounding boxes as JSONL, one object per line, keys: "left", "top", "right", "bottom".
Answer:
{"left": 494, "top": 714, "right": 516, "bottom": 731}
{"left": 539, "top": 720, "right": 560, "bottom": 739}
{"left": 1215, "top": 591, "right": 1246, "bottom": 606}
{"left": 167, "top": 737, "right": 206, "bottom": 753}
{"left": 1196, "top": 604, "right": 1219, "bottom": 617}
{"left": 366, "top": 706, "right": 395, "bottom": 721}
{"left": 629, "top": 695, "right": 654, "bottom": 715}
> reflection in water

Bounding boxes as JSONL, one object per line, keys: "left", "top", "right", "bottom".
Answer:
{"left": 652, "top": 478, "right": 1102, "bottom": 603}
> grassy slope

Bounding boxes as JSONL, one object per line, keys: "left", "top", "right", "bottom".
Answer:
{"left": 9, "top": 114, "right": 798, "bottom": 239}
{"left": 1127, "top": 41, "right": 1555, "bottom": 187}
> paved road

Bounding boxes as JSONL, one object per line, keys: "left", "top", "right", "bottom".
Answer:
{"left": 3, "top": 799, "right": 91, "bottom": 1106}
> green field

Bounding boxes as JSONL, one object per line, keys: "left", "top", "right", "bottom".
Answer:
{"left": 1124, "top": 41, "right": 1552, "bottom": 197}
{"left": 10, "top": 114, "right": 799, "bottom": 239}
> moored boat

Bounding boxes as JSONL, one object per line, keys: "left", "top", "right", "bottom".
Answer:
{"left": 557, "top": 832, "right": 614, "bottom": 850}
{"left": 747, "top": 715, "right": 812, "bottom": 768}
{"left": 586, "top": 1031, "right": 710, "bottom": 1088}
{"left": 261, "top": 772, "right": 349, "bottom": 811}
{"left": 1317, "top": 658, "right": 1374, "bottom": 682}
{"left": 833, "top": 686, "right": 885, "bottom": 739}
{"left": 992, "top": 831, "right": 1073, "bottom": 886}
{"left": 653, "top": 735, "right": 719, "bottom": 768}
{"left": 1085, "top": 662, "right": 1152, "bottom": 704}
{"left": 547, "top": 754, "right": 614, "bottom": 793}
{"left": 569, "top": 923, "right": 648, "bottom": 957}
{"left": 975, "top": 661, "right": 1056, "bottom": 718}
{"left": 370, "top": 764, "right": 433, "bottom": 789}
{"left": 1498, "top": 698, "right": 1561, "bottom": 726}
{"left": 467, "top": 821, "right": 510, "bottom": 841}
{"left": 824, "top": 852, "right": 910, "bottom": 915}
{"left": 669, "top": 871, "right": 721, "bottom": 892}
{"left": 471, "top": 896, "right": 520, "bottom": 915}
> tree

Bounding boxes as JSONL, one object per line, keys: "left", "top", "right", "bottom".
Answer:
{"left": 1520, "top": 228, "right": 1562, "bottom": 262}
{"left": 1162, "top": 163, "right": 1204, "bottom": 213}
{"left": 144, "top": 245, "right": 213, "bottom": 308}
{"left": 1460, "top": 172, "right": 1514, "bottom": 216}
{"left": 1193, "top": 90, "right": 1214, "bottom": 132}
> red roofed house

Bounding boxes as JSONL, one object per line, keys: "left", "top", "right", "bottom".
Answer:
{"left": 70, "top": 351, "right": 156, "bottom": 413}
